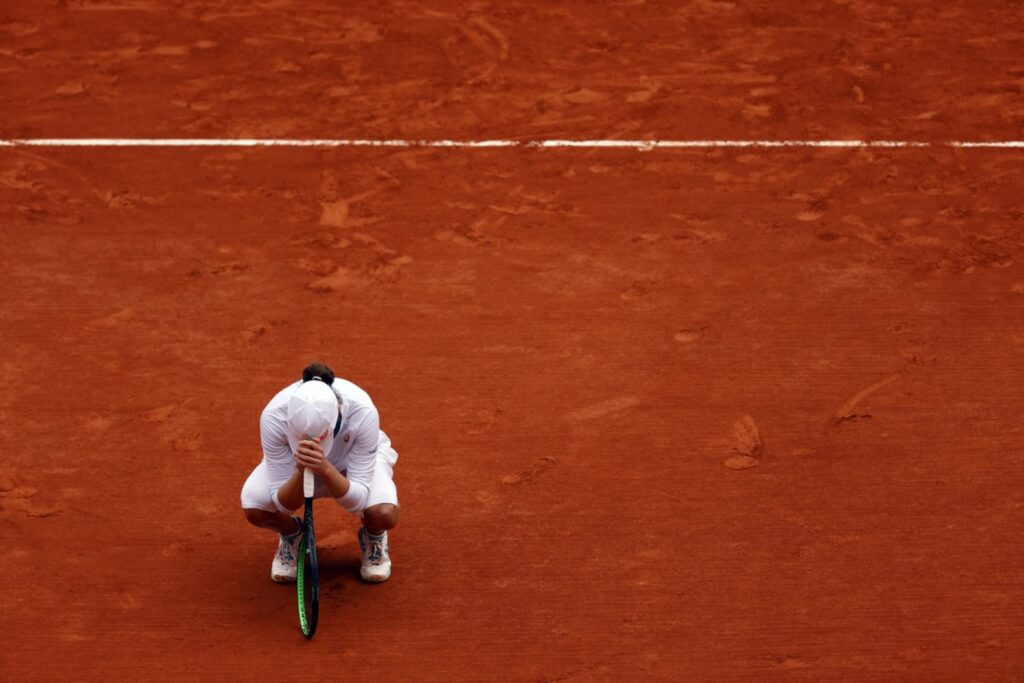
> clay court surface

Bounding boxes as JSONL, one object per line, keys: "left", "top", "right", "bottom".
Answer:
{"left": 2, "top": 2, "right": 1023, "bottom": 680}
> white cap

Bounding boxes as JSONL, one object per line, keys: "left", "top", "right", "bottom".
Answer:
{"left": 286, "top": 380, "right": 339, "bottom": 458}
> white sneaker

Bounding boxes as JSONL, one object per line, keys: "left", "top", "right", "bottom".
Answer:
{"left": 271, "top": 532, "right": 301, "bottom": 583}
{"left": 358, "top": 527, "right": 391, "bottom": 583}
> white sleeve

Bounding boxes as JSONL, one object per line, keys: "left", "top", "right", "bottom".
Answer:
{"left": 335, "top": 406, "right": 379, "bottom": 513}
{"left": 260, "top": 409, "right": 296, "bottom": 513}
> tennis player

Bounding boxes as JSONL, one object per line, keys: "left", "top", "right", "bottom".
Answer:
{"left": 240, "top": 362, "right": 399, "bottom": 583}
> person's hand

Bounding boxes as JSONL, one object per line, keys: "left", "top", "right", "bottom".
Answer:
{"left": 294, "top": 437, "right": 335, "bottom": 474}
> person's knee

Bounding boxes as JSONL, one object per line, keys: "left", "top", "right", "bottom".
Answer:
{"left": 363, "top": 503, "right": 399, "bottom": 531}
{"left": 244, "top": 507, "right": 273, "bottom": 527}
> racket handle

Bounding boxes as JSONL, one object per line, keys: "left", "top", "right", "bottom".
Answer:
{"left": 303, "top": 468, "right": 314, "bottom": 498}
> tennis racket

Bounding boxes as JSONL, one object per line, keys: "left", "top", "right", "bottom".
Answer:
{"left": 296, "top": 468, "right": 319, "bottom": 638}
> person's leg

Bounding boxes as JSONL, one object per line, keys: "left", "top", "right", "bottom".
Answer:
{"left": 356, "top": 444, "right": 399, "bottom": 582}
{"left": 240, "top": 462, "right": 302, "bottom": 583}
{"left": 361, "top": 503, "right": 399, "bottom": 535}
{"left": 243, "top": 507, "right": 301, "bottom": 535}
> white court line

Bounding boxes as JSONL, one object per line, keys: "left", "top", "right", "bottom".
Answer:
{"left": 1, "top": 138, "right": 1023, "bottom": 149}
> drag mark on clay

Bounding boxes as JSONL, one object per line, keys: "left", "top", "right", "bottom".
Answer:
{"left": 0, "top": 475, "right": 62, "bottom": 518}
{"left": 456, "top": 17, "right": 509, "bottom": 83}
{"left": 240, "top": 323, "right": 269, "bottom": 342}
{"left": 674, "top": 324, "right": 709, "bottom": 343}
{"left": 319, "top": 199, "right": 349, "bottom": 228}
{"left": 723, "top": 415, "right": 762, "bottom": 470}
{"left": 316, "top": 169, "right": 393, "bottom": 229}
{"left": 460, "top": 407, "right": 503, "bottom": 436}
{"left": 305, "top": 233, "right": 412, "bottom": 291}
{"left": 834, "top": 372, "right": 901, "bottom": 423}
{"left": 502, "top": 457, "right": 556, "bottom": 486}
{"left": 563, "top": 396, "right": 640, "bottom": 422}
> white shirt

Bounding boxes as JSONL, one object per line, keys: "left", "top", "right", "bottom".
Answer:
{"left": 260, "top": 379, "right": 383, "bottom": 513}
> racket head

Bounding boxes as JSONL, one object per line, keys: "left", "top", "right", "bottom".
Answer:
{"left": 296, "top": 502, "right": 319, "bottom": 638}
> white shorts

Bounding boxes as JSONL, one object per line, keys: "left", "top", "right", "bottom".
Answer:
{"left": 240, "top": 444, "right": 399, "bottom": 516}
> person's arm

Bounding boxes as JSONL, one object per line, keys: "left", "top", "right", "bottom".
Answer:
{"left": 273, "top": 468, "right": 305, "bottom": 511}
{"left": 280, "top": 406, "right": 380, "bottom": 512}
{"left": 333, "top": 407, "right": 379, "bottom": 513}
{"left": 279, "top": 438, "right": 351, "bottom": 509}
{"left": 261, "top": 409, "right": 300, "bottom": 513}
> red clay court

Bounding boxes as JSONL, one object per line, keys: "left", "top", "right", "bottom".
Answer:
{"left": 1, "top": 1, "right": 1023, "bottom": 680}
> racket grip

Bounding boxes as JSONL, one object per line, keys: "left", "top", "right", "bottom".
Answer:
{"left": 303, "top": 468, "right": 314, "bottom": 498}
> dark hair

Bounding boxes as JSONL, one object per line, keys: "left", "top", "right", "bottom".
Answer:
{"left": 301, "top": 361, "right": 335, "bottom": 386}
